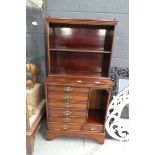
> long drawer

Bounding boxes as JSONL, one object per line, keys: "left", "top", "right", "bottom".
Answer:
{"left": 48, "top": 108, "right": 87, "bottom": 117}
{"left": 47, "top": 85, "right": 89, "bottom": 93}
{"left": 47, "top": 101, "right": 87, "bottom": 110}
{"left": 48, "top": 116, "right": 86, "bottom": 123}
{"left": 47, "top": 92, "right": 88, "bottom": 102}
{"left": 48, "top": 122, "right": 82, "bottom": 131}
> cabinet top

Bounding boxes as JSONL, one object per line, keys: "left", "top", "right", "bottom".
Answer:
{"left": 45, "top": 75, "right": 113, "bottom": 88}
{"left": 46, "top": 18, "right": 118, "bottom": 26}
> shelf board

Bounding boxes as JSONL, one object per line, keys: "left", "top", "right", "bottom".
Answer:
{"left": 50, "top": 69, "right": 108, "bottom": 77}
{"left": 49, "top": 48, "right": 111, "bottom": 54}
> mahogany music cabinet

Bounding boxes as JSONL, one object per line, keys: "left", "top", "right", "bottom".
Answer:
{"left": 45, "top": 18, "right": 117, "bottom": 144}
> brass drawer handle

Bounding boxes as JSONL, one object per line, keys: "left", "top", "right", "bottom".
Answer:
{"left": 64, "top": 94, "right": 72, "bottom": 100}
{"left": 64, "top": 86, "right": 73, "bottom": 92}
{"left": 63, "top": 117, "right": 71, "bottom": 122}
{"left": 64, "top": 102, "right": 72, "bottom": 108}
{"left": 90, "top": 126, "right": 96, "bottom": 131}
{"left": 61, "top": 124, "right": 70, "bottom": 130}
{"left": 63, "top": 110, "right": 72, "bottom": 115}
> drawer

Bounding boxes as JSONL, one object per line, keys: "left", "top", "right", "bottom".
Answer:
{"left": 48, "top": 122, "right": 82, "bottom": 131}
{"left": 47, "top": 92, "right": 88, "bottom": 102}
{"left": 82, "top": 124, "right": 104, "bottom": 132}
{"left": 48, "top": 116, "right": 86, "bottom": 123}
{"left": 47, "top": 101, "right": 87, "bottom": 110}
{"left": 47, "top": 85, "right": 89, "bottom": 93}
{"left": 48, "top": 108, "right": 87, "bottom": 117}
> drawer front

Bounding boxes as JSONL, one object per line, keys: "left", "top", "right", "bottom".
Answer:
{"left": 48, "top": 122, "right": 82, "bottom": 131}
{"left": 47, "top": 92, "right": 88, "bottom": 102}
{"left": 48, "top": 108, "right": 87, "bottom": 117}
{"left": 47, "top": 85, "right": 89, "bottom": 93}
{"left": 48, "top": 116, "right": 86, "bottom": 123}
{"left": 82, "top": 124, "right": 104, "bottom": 132}
{"left": 47, "top": 101, "right": 87, "bottom": 110}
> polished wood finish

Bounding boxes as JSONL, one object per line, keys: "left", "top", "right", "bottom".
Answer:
{"left": 47, "top": 92, "right": 88, "bottom": 101}
{"left": 48, "top": 108, "right": 87, "bottom": 117}
{"left": 46, "top": 130, "right": 105, "bottom": 144}
{"left": 47, "top": 101, "right": 87, "bottom": 110}
{"left": 45, "top": 18, "right": 117, "bottom": 144}
{"left": 47, "top": 18, "right": 116, "bottom": 76}
{"left": 46, "top": 18, "right": 118, "bottom": 26}
{"left": 47, "top": 85, "right": 89, "bottom": 93}
{"left": 45, "top": 76, "right": 112, "bottom": 144}
{"left": 48, "top": 122, "right": 82, "bottom": 131}
{"left": 48, "top": 116, "right": 86, "bottom": 123}
{"left": 45, "top": 75, "right": 113, "bottom": 88}
{"left": 82, "top": 124, "right": 104, "bottom": 132}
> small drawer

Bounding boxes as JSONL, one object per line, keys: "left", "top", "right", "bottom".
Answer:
{"left": 48, "top": 108, "right": 87, "bottom": 117}
{"left": 48, "top": 116, "right": 86, "bottom": 123}
{"left": 47, "top": 101, "right": 87, "bottom": 110}
{"left": 47, "top": 85, "right": 89, "bottom": 93}
{"left": 48, "top": 122, "right": 82, "bottom": 131}
{"left": 47, "top": 92, "right": 88, "bottom": 102}
{"left": 82, "top": 124, "right": 104, "bottom": 132}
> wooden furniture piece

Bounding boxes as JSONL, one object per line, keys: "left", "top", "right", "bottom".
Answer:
{"left": 26, "top": 100, "right": 45, "bottom": 154}
{"left": 45, "top": 18, "right": 117, "bottom": 144}
{"left": 26, "top": 64, "right": 45, "bottom": 154}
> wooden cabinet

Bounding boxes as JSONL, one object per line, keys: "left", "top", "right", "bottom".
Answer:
{"left": 45, "top": 18, "right": 117, "bottom": 144}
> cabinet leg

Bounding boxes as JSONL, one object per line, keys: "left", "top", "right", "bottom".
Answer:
{"left": 93, "top": 135, "right": 104, "bottom": 144}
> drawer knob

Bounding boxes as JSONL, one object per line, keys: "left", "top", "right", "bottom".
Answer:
{"left": 64, "top": 94, "right": 72, "bottom": 100}
{"left": 63, "top": 117, "right": 71, "bottom": 122}
{"left": 63, "top": 110, "right": 72, "bottom": 115}
{"left": 90, "top": 126, "right": 96, "bottom": 131}
{"left": 64, "top": 86, "right": 73, "bottom": 92}
{"left": 64, "top": 102, "right": 72, "bottom": 108}
{"left": 61, "top": 124, "right": 70, "bottom": 130}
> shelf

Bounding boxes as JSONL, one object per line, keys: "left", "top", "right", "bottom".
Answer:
{"left": 50, "top": 69, "right": 108, "bottom": 77}
{"left": 49, "top": 48, "right": 111, "bottom": 54}
{"left": 87, "top": 109, "right": 105, "bottom": 125}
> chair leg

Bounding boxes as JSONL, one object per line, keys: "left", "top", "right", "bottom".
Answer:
{"left": 26, "top": 135, "right": 35, "bottom": 154}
